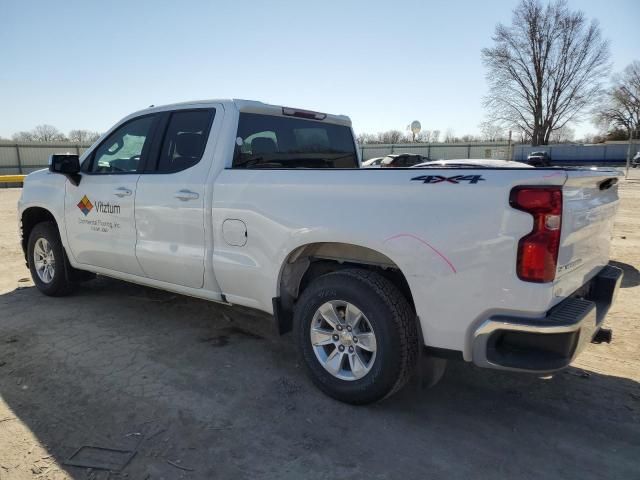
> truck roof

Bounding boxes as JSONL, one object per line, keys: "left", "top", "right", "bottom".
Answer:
{"left": 131, "top": 99, "right": 352, "bottom": 127}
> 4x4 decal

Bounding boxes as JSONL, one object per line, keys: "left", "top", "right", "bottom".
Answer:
{"left": 411, "top": 174, "right": 485, "bottom": 184}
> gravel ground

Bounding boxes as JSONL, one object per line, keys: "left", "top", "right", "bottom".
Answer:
{"left": 0, "top": 174, "right": 639, "bottom": 480}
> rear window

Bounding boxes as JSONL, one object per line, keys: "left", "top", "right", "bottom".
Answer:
{"left": 232, "top": 113, "right": 357, "bottom": 169}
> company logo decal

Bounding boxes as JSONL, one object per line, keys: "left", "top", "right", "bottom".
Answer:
{"left": 411, "top": 174, "right": 485, "bottom": 184}
{"left": 77, "top": 195, "right": 94, "bottom": 216}
{"left": 76, "top": 195, "right": 122, "bottom": 233}
{"left": 77, "top": 195, "right": 121, "bottom": 216}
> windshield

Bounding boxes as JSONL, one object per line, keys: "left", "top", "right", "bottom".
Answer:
{"left": 233, "top": 113, "right": 358, "bottom": 169}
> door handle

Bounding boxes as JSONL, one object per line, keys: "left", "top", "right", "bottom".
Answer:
{"left": 174, "top": 189, "right": 200, "bottom": 201}
{"left": 114, "top": 187, "right": 132, "bottom": 197}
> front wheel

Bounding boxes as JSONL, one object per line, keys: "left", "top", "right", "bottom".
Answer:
{"left": 28, "top": 222, "right": 75, "bottom": 296}
{"left": 294, "top": 268, "right": 419, "bottom": 404}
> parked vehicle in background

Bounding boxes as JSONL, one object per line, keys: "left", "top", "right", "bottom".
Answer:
{"left": 527, "top": 151, "right": 552, "bottom": 167}
{"left": 413, "top": 159, "right": 533, "bottom": 169}
{"left": 18, "top": 99, "right": 623, "bottom": 405}
{"left": 632, "top": 151, "right": 640, "bottom": 168}
{"left": 362, "top": 157, "right": 385, "bottom": 168}
{"left": 380, "top": 153, "right": 427, "bottom": 168}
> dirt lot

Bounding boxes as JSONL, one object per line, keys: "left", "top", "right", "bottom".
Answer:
{"left": 0, "top": 175, "right": 639, "bottom": 480}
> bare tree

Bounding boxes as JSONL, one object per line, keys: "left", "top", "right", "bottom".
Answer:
{"left": 513, "top": 129, "right": 530, "bottom": 143}
{"left": 576, "top": 132, "right": 600, "bottom": 144}
{"left": 444, "top": 128, "right": 456, "bottom": 143}
{"left": 356, "top": 132, "right": 379, "bottom": 144}
{"left": 68, "top": 129, "right": 101, "bottom": 143}
{"left": 460, "top": 134, "right": 480, "bottom": 142}
{"left": 594, "top": 61, "right": 640, "bottom": 140}
{"left": 482, "top": 0, "right": 610, "bottom": 146}
{"left": 12, "top": 131, "right": 35, "bottom": 141}
{"left": 355, "top": 128, "right": 442, "bottom": 144}
{"left": 480, "top": 121, "right": 507, "bottom": 141}
{"left": 416, "top": 130, "right": 442, "bottom": 143}
{"left": 551, "top": 125, "right": 575, "bottom": 143}
{"left": 377, "top": 130, "right": 404, "bottom": 144}
{"left": 31, "top": 124, "right": 67, "bottom": 142}
{"left": 416, "top": 130, "right": 432, "bottom": 143}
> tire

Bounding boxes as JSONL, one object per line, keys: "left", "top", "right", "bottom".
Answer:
{"left": 294, "top": 268, "right": 419, "bottom": 404}
{"left": 27, "top": 222, "right": 75, "bottom": 296}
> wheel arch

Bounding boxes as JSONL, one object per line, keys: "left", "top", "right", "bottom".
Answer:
{"left": 274, "top": 242, "right": 416, "bottom": 334}
{"left": 20, "top": 206, "right": 60, "bottom": 263}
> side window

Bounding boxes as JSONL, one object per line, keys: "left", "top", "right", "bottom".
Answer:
{"left": 157, "top": 110, "right": 214, "bottom": 173}
{"left": 90, "top": 116, "right": 155, "bottom": 174}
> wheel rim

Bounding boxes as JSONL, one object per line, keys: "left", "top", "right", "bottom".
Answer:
{"left": 310, "top": 300, "right": 377, "bottom": 381}
{"left": 33, "top": 238, "right": 55, "bottom": 284}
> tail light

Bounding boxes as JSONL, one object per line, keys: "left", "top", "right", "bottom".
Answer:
{"left": 510, "top": 186, "right": 563, "bottom": 283}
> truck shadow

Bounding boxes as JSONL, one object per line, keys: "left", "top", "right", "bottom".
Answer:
{"left": 0, "top": 278, "right": 638, "bottom": 479}
{"left": 609, "top": 260, "right": 640, "bottom": 288}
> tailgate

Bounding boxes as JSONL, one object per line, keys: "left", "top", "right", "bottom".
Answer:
{"left": 554, "top": 168, "right": 621, "bottom": 298}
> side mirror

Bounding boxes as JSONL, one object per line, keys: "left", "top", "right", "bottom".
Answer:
{"left": 49, "top": 154, "right": 81, "bottom": 185}
{"left": 49, "top": 154, "right": 80, "bottom": 174}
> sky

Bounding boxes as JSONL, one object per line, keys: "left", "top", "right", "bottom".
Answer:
{"left": 1, "top": 0, "right": 638, "bottom": 140}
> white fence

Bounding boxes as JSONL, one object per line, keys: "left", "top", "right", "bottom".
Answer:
{"left": 0, "top": 141, "right": 93, "bottom": 175}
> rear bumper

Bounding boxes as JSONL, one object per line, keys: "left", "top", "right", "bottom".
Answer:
{"left": 472, "top": 264, "right": 622, "bottom": 373}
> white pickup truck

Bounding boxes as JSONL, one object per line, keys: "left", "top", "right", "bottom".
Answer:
{"left": 18, "top": 99, "right": 622, "bottom": 404}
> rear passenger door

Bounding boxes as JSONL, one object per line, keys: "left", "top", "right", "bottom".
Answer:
{"left": 134, "top": 107, "right": 220, "bottom": 289}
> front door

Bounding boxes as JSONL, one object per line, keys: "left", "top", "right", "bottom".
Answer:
{"left": 64, "top": 114, "right": 158, "bottom": 275}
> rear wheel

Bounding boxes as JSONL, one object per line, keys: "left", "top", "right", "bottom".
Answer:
{"left": 294, "top": 268, "right": 418, "bottom": 404}
{"left": 28, "top": 222, "right": 75, "bottom": 296}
